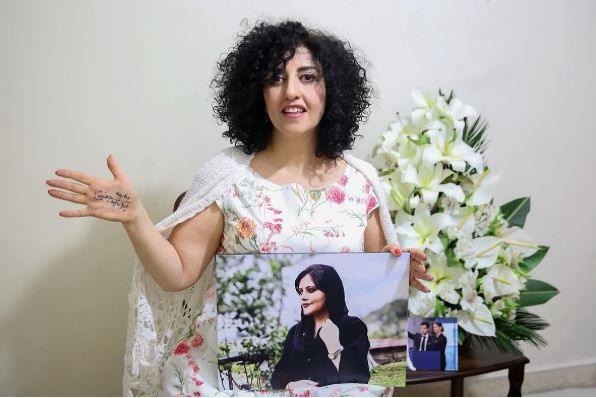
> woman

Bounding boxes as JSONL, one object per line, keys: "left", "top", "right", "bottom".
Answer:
{"left": 46, "top": 19, "right": 432, "bottom": 396}
{"left": 270, "top": 264, "right": 370, "bottom": 389}
{"left": 429, "top": 321, "right": 448, "bottom": 371}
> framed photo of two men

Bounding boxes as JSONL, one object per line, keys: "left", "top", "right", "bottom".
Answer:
{"left": 214, "top": 252, "right": 410, "bottom": 392}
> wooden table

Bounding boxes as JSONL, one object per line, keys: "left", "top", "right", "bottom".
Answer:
{"left": 406, "top": 341, "right": 530, "bottom": 396}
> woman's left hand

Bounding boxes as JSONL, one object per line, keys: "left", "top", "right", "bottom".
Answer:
{"left": 318, "top": 318, "right": 341, "bottom": 353}
{"left": 382, "top": 243, "right": 433, "bottom": 293}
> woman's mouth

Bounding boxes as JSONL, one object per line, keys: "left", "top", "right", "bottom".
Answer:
{"left": 302, "top": 303, "right": 311, "bottom": 308}
{"left": 282, "top": 110, "right": 306, "bottom": 119}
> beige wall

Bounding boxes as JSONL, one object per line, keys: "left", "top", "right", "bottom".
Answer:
{"left": 1, "top": 0, "right": 594, "bottom": 395}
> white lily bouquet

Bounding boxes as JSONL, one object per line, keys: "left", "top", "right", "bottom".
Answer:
{"left": 369, "top": 89, "right": 558, "bottom": 352}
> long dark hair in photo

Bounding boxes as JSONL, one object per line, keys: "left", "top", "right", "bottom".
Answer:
{"left": 293, "top": 264, "right": 349, "bottom": 350}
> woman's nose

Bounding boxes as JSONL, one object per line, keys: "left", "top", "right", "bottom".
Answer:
{"left": 285, "top": 74, "right": 301, "bottom": 99}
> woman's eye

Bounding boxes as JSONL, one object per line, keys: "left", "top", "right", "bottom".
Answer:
{"left": 301, "top": 74, "right": 316, "bottom": 82}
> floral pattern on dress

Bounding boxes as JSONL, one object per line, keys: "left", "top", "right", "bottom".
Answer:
{"left": 161, "top": 162, "right": 385, "bottom": 397}
{"left": 215, "top": 163, "right": 379, "bottom": 255}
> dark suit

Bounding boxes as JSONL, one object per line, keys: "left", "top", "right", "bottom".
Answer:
{"left": 428, "top": 333, "right": 448, "bottom": 370}
{"left": 408, "top": 331, "right": 432, "bottom": 352}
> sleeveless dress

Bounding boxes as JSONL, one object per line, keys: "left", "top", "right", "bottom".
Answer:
{"left": 160, "top": 162, "right": 389, "bottom": 397}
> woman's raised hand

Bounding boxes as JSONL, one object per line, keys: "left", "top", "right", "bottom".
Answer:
{"left": 382, "top": 243, "right": 433, "bottom": 293}
{"left": 46, "top": 154, "right": 142, "bottom": 225}
{"left": 318, "top": 318, "right": 341, "bottom": 353}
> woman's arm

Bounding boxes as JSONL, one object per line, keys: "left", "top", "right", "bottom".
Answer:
{"left": 124, "top": 201, "right": 224, "bottom": 292}
{"left": 270, "top": 326, "right": 296, "bottom": 389}
{"left": 47, "top": 155, "right": 224, "bottom": 292}
{"left": 336, "top": 318, "right": 371, "bottom": 384}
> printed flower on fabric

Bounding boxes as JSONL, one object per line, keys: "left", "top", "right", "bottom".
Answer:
{"left": 173, "top": 341, "right": 190, "bottom": 356}
{"left": 236, "top": 217, "right": 256, "bottom": 240}
{"left": 366, "top": 194, "right": 378, "bottom": 215}
{"left": 326, "top": 186, "right": 346, "bottom": 204}
{"left": 190, "top": 333, "right": 203, "bottom": 348}
{"left": 263, "top": 221, "right": 282, "bottom": 234}
{"left": 308, "top": 189, "right": 322, "bottom": 201}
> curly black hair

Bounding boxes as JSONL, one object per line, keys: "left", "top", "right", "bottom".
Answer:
{"left": 210, "top": 19, "right": 374, "bottom": 160}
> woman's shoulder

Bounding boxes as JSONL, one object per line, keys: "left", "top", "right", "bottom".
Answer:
{"left": 195, "top": 145, "right": 252, "bottom": 177}
{"left": 339, "top": 315, "right": 368, "bottom": 332}
{"left": 343, "top": 153, "right": 379, "bottom": 178}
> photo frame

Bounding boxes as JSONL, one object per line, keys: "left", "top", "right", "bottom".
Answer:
{"left": 215, "top": 252, "right": 410, "bottom": 391}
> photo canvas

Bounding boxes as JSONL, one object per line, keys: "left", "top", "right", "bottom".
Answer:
{"left": 215, "top": 252, "right": 410, "bottom": 391}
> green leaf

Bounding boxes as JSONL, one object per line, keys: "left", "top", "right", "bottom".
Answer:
{"left": 457, "top": 327, "right": 466, "bottom": 345}
{"left": 500, "top": 197, "right": 531, "bottom": 228}
{"left": 407, "top": 135, "right": 429, "bottom": 146}
{"left": 445, "top": 247, "right": 462, "bottom": 267}
{"left": 462, "top": 115, "right": 489, "bottom": 155}
{"left": 439, "top": 234, "right": 449, "bottom": 250}
{"left": 519, "top": 279, "right": 559, "bottom": 307}
{"left": 269, "top": 259, "right": 282, "bottom": 275}
{"left": 519, "top": 245, "right": 550, "bottom": 272}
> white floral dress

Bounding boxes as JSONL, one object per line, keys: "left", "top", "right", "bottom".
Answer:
{"left": 161, "top": 162, "right": 390, "bottom": 397}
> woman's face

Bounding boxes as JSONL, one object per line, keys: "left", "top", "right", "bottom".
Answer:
{"left": 433, "top": 323, "right": 441, "bottom": 334}
{"left": 263, "top": 45, "right": 326, "bottom": 142}
{"left": 297, "top": 274, "right": 326, "bottom": 317}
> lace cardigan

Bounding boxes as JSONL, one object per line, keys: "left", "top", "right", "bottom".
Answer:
{"left": 122, "top": 145, "right": 398, "bottom": 396}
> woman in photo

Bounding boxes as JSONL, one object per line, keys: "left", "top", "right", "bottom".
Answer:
{"left": 429, "top": 321, "right": 448, "bottom": 370}
{"left": 270, "top": 264, "right": 370, "bottom": 389}
{"left": 46, "top": 19, "right": 432, "bottom": 395}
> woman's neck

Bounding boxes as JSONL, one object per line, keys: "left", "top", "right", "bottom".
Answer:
{"left": 313, "top": 311, "right": 329, "bottom": 333}
{"left": 265, "top": 128, "right": 338, "bottom": 170}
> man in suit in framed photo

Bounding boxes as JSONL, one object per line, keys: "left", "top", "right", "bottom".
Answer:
{"left": 408, "top": 321, "right": 431, "bottom": 352}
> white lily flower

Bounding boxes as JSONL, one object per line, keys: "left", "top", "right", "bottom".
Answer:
{"left": 490, "top": 299, "right": 506, "bottom": 318}
{"left": 381, "top": 172, "right": 415, "bottom": 211}
{"left": 370, "top": 120, "right": 409, "bottom": 169}
{"left": 409, "top": 195, "right": 420, "bottom": 209}
{"left": 481, "top": 263, "right": 522, "bottom": 301}
{"left": 435, "top": 96, "right": 478, "bottom": 133}
{"left": 467, "top": 169, "right": 501, "bottom": 206}
{"left": 402, "top": 162, "right": 465, "bottom": 206}
{"left": 467, "top": 236, "right": 502, "bottom": 269}
{"left": 450, "top": 303, "right": 496, "bottom": 337}
{"left": 438, "top": 195, "right": 461, "bottom": 213}
{"left": 426, "top": 253, "right": 464, "bottom": 305}
{"left": 496, "top": 226, "right": 539, "bottom": 258}
{"left": 408, "top": 287, "right": 436, "bottom": 317}
{"left": 394, "top": 204, "right": 454, "bottom": 253}
{"left": 455, "top": 226, "right": 536, "bottom": 270}
{"left": 423, "top": 128, "right": 484, "bottom": 173}
{"left": 500, "top": 245, "right": 514, "bottom": 266}
{"left": 474, "top": 203, "right": 499, "bottom": 237}
{"left": 411, "top": 90, "right": 439, "bottom": 128}
{"left": 445, "top": 206, "right": 476, "bottom": 241}
{"left": 396, "top": 133, "right": 423, "bottom": 170}
{"left": 459, "top": 269, "right": 479, "bottom": 310}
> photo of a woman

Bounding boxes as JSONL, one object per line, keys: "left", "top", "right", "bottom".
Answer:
{"left": 429, "top": 321, "right": 447, "bottom": 371}
{"left": 270, "top": 264, "right": 371, "bottom": 389}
